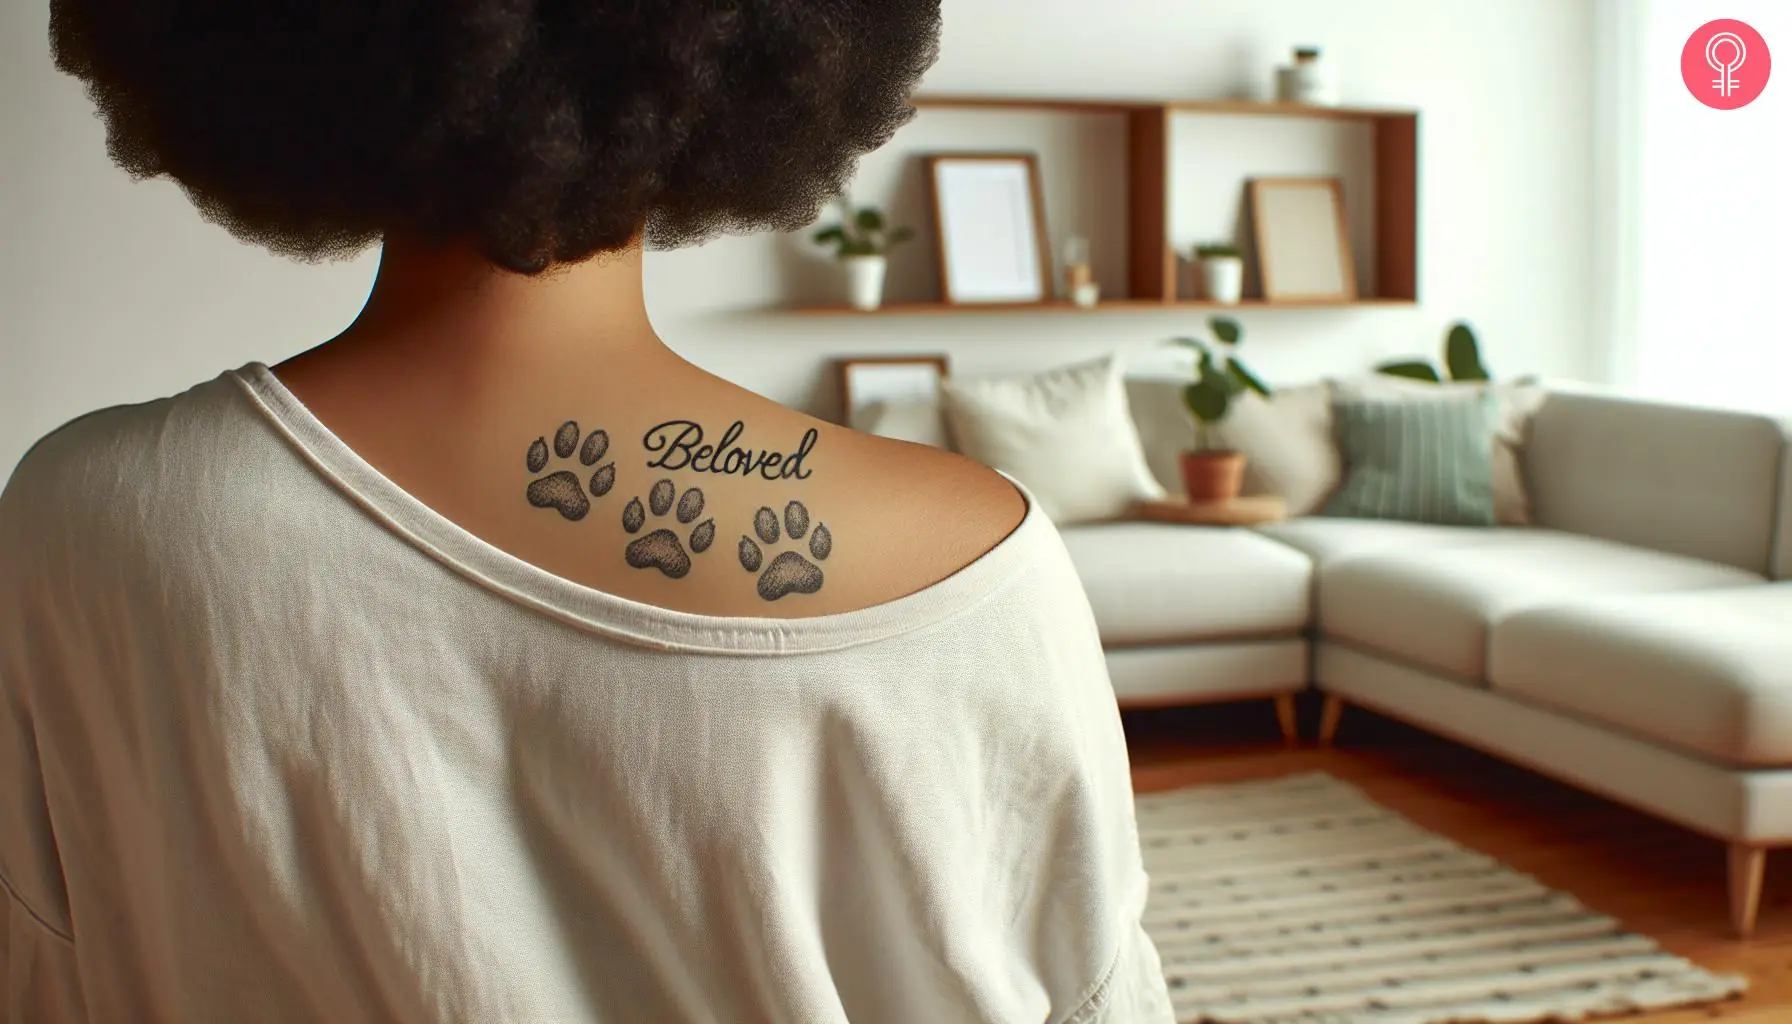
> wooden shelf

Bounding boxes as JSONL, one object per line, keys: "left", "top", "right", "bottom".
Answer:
{"left": 786, "top": 298, "right": 1417, "bottom": 316}
{"left": 913, "top": 95, "right": 1420, "bottom": 122}
{"left": 823, "top": 93, "right": 1421, "bottom": 311}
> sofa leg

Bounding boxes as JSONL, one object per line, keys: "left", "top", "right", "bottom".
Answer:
{"left": 1318, "top": 696, "right": 1345, "bottom": 746}
{"left": 1728, "top": 844, "right": 1767, "bottom": 939}
{"left": 1274, "top": 694, "right": 1299, "bottom": 746}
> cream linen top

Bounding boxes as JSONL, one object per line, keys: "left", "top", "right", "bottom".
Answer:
{"left": 0, "top": 365, "right": 1172, "bottom": 1023}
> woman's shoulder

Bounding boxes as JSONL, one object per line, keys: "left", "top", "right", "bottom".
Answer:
{"left": 703, "top": 402, "right": 1031, "bottom": 615}
{"left": 1, "top": 372, "right": 265, "bottom": 566}
{"left": 844, "top": 430, "right": 1028, "bottom": 561}
{"left": 4, "top": 394, "right": 166, "bottom": 526}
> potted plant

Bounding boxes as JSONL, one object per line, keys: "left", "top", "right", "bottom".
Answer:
{"left": 1377, "top": 322, "right": 1492, "bottom": 382}
{"left": 1171, "top": 316, "right": 1272, "bottom": 502}
{"left": 812, "top": 200, "right": 916, "bottom": 312}
{"left": 1193, "top": 242, "right": 1245, "bottom": 305}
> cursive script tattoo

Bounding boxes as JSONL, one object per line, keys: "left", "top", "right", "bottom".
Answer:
{"left": 642, "top": 420, "right": 817, "bottom": 481}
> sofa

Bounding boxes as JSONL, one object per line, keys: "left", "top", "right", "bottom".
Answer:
{"left": 1066, "top": 382, "right": 1792, "bottom": 938}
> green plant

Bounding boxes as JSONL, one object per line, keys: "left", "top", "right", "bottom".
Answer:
{"left": 1170, "top": 316, "right": 1273, "bottom": 450}
{"left": 1377, "top": 321, "right": 1492, "bottom": 383}
{"left": 811, "top": 200, "right": 915, "bottom": 259}
{"left": 1193, "top": 242, "right": 1242, "bottom": 260}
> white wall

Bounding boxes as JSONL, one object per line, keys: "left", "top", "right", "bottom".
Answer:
{"left": 1624, "top": 0, "right": 1789, "bottom": 413}
{"left": 2, "top": 0, "right": 1596, "bottom": 478}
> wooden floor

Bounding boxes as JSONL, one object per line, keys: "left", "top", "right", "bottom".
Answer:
{"left": 1124, "top": 697, "right": 1792, "bottom": 1023}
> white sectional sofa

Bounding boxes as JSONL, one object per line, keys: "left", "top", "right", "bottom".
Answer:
{"left": 1065, "top": 385, "right": 1792, "bottom": 937}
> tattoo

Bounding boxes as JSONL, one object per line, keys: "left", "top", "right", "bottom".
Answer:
{"left": 526, "top": 421, "right": 616, "bottom": 521}
{"left": 739, "top": 500, "right": 831, "bottom": 601}
{"left": 643, "top": 420, "right": 817, "bottom": 481}
{"left": 622, "top": 480, "right": 715, "bottom": 579}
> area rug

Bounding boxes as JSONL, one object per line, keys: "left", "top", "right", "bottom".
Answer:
{"left": 1135, "top": 773, "right": 1748, "bottom": 1024}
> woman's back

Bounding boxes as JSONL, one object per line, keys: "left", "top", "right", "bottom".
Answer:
{"left": 7, "top": 0, "right": 1175, "bottom": 1016}
{"left": 267, "top": 302, "right": 1029, "bottom": 620}
{"left": 0, "top": 366, "right": 1173, "bottom": 1022}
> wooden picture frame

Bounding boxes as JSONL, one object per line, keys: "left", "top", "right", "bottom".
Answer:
{"left": 924, "top": 154, "right": 1053, "bottom": 305}
{"left": 1249, "top": 177, "right": 1358, "bottom": 302}
{"left": 837, "top": 355, "right": 950, "bottom": 429}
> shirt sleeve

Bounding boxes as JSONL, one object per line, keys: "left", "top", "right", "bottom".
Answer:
{"left": 1024, "top": 526, "right": 1177, "bottom": 1024}
{"left": 2, "top": 653, "right": 86, "bottom": 1022}
{"left": 3, "top": 891, "right": 87, "bottom": 1024}
{"left": 0, "top": 479, "right": 83, "bottom": 1021}
{"left": 1093, "top": 919, "right": 1177, "bottom": 1024}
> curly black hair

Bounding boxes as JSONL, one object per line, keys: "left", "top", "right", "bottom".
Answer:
{"left": 50, "top": 0, "right": 941, "bottom": 274}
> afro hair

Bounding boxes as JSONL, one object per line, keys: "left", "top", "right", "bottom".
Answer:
{"left": 50, "top": 0, "right": 941, "bottom": 274}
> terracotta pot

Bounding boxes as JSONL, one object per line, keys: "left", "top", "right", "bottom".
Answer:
{"left": 1179, "top": 450, "right": 1247, "bottom": 503}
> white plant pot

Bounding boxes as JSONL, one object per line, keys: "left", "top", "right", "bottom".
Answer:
{"left": 843, "top": 255, "right": 888, "bottom": 312}
{"left": 1200, "top": 256, "right": 1245, "bottom": 305}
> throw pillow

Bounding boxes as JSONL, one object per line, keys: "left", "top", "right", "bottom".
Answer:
{"left": 942, "top": 356, "right": 1165, "bottom": 524}
{"left": 849, "top": 399, "right": 950, "bottom": 449}
{"left": 1322, "top": 391, "right": 1499, "bottom": 526}
{"left": 1341, "top": 375, "right": 1546, "bottom": 524}
{"left": 1126, "top": 379, "right": 1340, "bottom": 515}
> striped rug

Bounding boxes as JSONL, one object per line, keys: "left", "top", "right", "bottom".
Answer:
{"left": 1136, "top": 773, "right": 1748, "bottom": 1024}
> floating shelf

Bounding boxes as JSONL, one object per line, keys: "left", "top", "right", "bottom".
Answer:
{"left": 780, "top": 94, "right": 1421, "bottom": 317}
{"left": 790, "top": 298, "right": 1419, "bottom": 316}
{"left": 914, "top": 95, "right": 1421, "bottom": 122}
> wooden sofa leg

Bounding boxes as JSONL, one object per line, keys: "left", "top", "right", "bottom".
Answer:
{"left": 1729, "top": 844, "right": 1767, "bottom": 939}
{"left": 1274, "top": 695, "right": 1299, "bottom": 746}
{"left": 1318, "top": 696, "right": 1345, "bottom": 746}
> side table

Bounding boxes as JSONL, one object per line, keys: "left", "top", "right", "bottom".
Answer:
{"left": 1134, "top": 495, "right": 1288, "bottom": 527}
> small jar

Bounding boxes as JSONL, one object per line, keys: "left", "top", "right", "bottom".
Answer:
{"left": 1278, "top": 46, "right": 1339, "bottom": 106}
{"left": 1062, "top": 235, "right": 1094, "bottom": 298}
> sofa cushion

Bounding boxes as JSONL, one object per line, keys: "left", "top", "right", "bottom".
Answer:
{"left": 1319, "top": 531, "right": 1760, "bottom": 680}
{"left": 1526, "top": 391, "right": 1785, "bottom": 575}
{"left": 1256, "top": 518, "right": 1520, "bottom": 567}
{"left": 942, "top": 355, "right": 1164, "bottom": 525}
{"left": 1059, "top": 524, "right": 1312, "bottom": 645}
{"left": 1336, "top": 375, "right": 1548, "bottom": 525}
{"left": 1491, "top": 585, "right": 1792, "bottom": 767}
{"left": 1322, "top": 390, "right": 1499, "bottom": 526}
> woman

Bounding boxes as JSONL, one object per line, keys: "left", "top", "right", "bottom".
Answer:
{"left": 0, "top": 0, "right": 1173, "bottom": 1020}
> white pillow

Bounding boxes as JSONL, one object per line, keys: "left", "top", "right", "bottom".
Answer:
{"left": 1127, "top": 378, "right": 1341, "bottom": 515}
{"left": 941, "top": 356, "right": 1165, "bottom": 524}
{"left": 1334, "top": 375, "right": 1547, "bottom": 525}
{"left": 850, "top": 399, "right": 950, "bottom": 448}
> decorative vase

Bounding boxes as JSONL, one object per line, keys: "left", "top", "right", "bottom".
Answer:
{"left": 843, "top": 255, "right": 888, "bottom": 312}
{"left": 1200, "top": 256, "right": 1245, "bottom": 305}
{"left": 1180, "top": 450, "right": 1247, "bottom": 503}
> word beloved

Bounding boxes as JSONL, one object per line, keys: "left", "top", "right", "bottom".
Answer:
{"left": 643, "top": 420, "right": 817, "bottom": 480}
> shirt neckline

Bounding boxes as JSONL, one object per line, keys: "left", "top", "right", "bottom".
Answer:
{"left": 227, "top": 362, "right": 1044, "bottom": 656}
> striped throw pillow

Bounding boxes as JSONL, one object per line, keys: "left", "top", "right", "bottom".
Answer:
{"left": 1321, "top": 392, "right": 1498, "bottom": 525}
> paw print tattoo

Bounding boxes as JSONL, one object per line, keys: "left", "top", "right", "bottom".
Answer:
{"left": 622, "top": 479, "right": 716, "bottom": 579}
{"left": 526, "top": 421, "right": 616, "bottom": 521}
{"left": 739, "top": 501, "right": 832, "bottom": 601}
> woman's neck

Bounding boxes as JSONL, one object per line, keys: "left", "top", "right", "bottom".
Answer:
{"left": 336, "top": 236, "right": 664, "bottom": 368}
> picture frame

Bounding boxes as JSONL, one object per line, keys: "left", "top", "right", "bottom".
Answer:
{"left": 837, "top": 355, "right": 950, "bottom": 430}
{"left": 924, "top": 154, "right": 1053, "bottom": 305}
{"left": 1249, "top": 177, "right": 1358, "bottom": 302}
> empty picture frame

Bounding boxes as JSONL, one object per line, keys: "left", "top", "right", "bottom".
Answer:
{"left": 837, "top": 355, "right": 950, "bottom": 430}
{"left": 1250, "top": 177, "right": 1358, "bottom": 301}
{"left": 924, "top": 154, "right": 1052, "bottom": 305}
